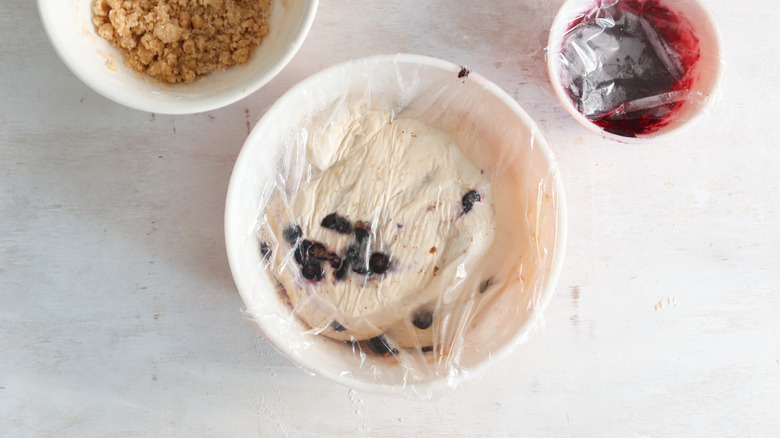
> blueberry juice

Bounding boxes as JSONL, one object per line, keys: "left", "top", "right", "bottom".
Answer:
{"left": 558, "top": 0, "right": 701, "bottom": 138}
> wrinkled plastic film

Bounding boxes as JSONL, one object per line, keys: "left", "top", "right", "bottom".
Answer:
{"left": 236, "top": 56, "right": 563, "bottom": 396}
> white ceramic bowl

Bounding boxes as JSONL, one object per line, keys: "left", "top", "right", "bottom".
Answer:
{"left": 38, "top": 0, "right": 318, "bottom": 114}
{"left": 225, "top": 54, "right": 567, "bottom": 394}
{"left": 547, "top": 0, "right": 723, "bottom": 143}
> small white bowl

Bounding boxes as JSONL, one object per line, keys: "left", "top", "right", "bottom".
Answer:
{"left": 38, "top": 0, "right": 318, "bottom": 114}
{"left": 225, "top": 54, "right": 567, "bottom": 395}
{"left": 547, "top": 0, "right": 724, "bottom": 143}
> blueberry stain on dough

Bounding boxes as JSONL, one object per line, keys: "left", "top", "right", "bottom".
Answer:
{"left": 479, "top": 278, "right": 494, "bottom": 293}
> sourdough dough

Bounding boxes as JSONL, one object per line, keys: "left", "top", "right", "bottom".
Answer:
{"left": 262, "top": 110, "right": 496, "bottom": 349}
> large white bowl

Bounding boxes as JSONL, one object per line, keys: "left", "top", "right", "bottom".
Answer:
{"left": 225, "top": 54, "right": 567, "bottom": 395}
{"left": 38, "top": 0, "right": 318, "bottom": 114}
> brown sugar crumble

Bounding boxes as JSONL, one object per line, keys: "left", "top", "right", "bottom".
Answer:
{"left": 92, "top": 0, "right": 272, "bottom": 84}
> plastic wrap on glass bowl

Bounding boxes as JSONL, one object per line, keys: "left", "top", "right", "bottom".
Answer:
{"left": 225, "top": 54, "right": 567, "bottom": 396}
{"left": 547, "top": 0, "right": 724, "bottom": 143}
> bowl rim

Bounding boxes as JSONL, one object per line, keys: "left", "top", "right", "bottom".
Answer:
{"left": 36, "top": 0, "right": 319, "bottom": 114}
{"left": 225, "top": 53, "right": 568, "bottom": 394}
{"left": 546, "top": 0, "right": 725, "bottom": 144}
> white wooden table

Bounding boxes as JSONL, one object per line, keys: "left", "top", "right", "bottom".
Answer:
{"left": 2, "top": 1, "right": 778, "bottom": 436}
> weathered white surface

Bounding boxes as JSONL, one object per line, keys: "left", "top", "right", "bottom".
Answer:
{"left": 2, "top": 0, "right": 778, "bottom": 436}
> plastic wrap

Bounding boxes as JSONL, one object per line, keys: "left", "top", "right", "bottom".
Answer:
{"left": 225, "top": 54, "right": 566, "bottom": 397}
{"left": 547, "top": 0, "right": 724, "bottom": 142}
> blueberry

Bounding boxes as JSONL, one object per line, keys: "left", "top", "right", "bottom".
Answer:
{"left": 294, "top": 239, "right": 330, "bottom": 264}
{"left": 321, "top": 213, "right": 352, "bottom": 234}
{"left": 369, "top": 252, "right": 390, "bottom": 274}
{"left": 457, "top": 66, "right": 470, "bottom": 78}
{"left": 294, "top": 240, "right": 313, "bottom": 264}
{"left": 367, "top": 335, "right": 393, "bottom": 355}
{"left": 321, "top": 213, "right": 337, "bottom": 228}
{"left": 320, "top": 213, "right": 336, "bottom": 228}
{"left": 354, "top": 228, "right": 369, "bottom": 243}
{"left": 344, "top": 243, "right": 369, "bottom": 274}
{"left": 327, "top": 252, "right": 341, "bottom": 269}
{"left": 301, "top": 260, "right": 324, "bottom": 281}
{"left": 412, "top": 309, "right": 433, "bottom": 330}
{"left": 354, "top": 220, "right": 371, "bottom": 243}
{"left": 421, "top": 346, "right": 433, "bottom": 353}
{"left": 331, "top": 321, "right": 346, "bottom": 332}
{"left": 462, "top": 190, "right": 481, "bottom": 213}
{"left": 351, "top": 261, "right": 369, "bottom": 275}
{"left": 334, "top": 261, "right": 350, "bottom": 281}
{"left": 309, "top": 241, "right": 328, "bottom": 260}
{"left": 282, "top": 224, "right": 302, "bottom": 244}
{"left": 344, "top": 244, "right": 361, "bottom": 262}
{"left": 259, "top": 242, "right": 271, "bottom": 260}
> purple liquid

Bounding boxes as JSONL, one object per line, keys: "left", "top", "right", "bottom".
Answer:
{"left": 560, "top": 0, "right": 700, "bottom": 137}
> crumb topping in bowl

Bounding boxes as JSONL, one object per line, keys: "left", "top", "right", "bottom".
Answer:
{"left": 92, "top": 0, "right": 272, "bottom": 84}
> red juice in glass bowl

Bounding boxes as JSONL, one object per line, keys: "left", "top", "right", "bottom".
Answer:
{"left": 547, "top": 0, "right": 723, "bottom": 143}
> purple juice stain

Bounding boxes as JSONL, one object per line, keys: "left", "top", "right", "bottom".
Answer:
{"left": 559, "top": 0, "right": 700, "bottom": 137}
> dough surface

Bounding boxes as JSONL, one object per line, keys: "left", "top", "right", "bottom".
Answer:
{"left": 262, "top": 111, "right": 496, "bottom": 349}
